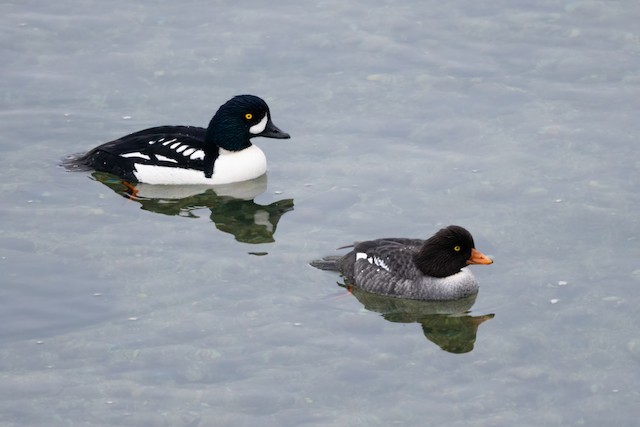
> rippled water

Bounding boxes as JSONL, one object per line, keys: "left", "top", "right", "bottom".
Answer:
{"left": 2, "top": 1, "right": 639, "bottom": 425}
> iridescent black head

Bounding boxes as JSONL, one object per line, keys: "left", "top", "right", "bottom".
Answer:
{"left": 206, "top": 95, "right": 290, "bottom": 151}
{"left": 413, "top": 225, "right": 492, "bottom": 277}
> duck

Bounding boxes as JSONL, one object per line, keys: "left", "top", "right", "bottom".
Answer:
{"left": 63, "top": 94, "right": 290, "bottom": 185}
{"left": 310, "top": 225, "right": 493, "bottom": 301}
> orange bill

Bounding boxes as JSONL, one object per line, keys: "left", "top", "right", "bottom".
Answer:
{"left": 467, "top": 248, "right": 493, "bottom": 265}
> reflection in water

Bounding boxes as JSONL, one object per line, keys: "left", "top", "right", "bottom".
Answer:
{"left": 349, "top": 286, "right": 494, "bottom": 354}
{"left": 91, "top": 172, "right": 294, "bottom": 244}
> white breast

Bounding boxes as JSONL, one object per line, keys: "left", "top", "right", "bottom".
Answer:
{"left": 132, "top": 145, "right": 267, "bottom": 185}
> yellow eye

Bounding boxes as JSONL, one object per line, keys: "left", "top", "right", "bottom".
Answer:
{"left": 245, "top": 113, "right": 253, "bottom": 120}
{"left": 453, "top": 245, "right": 461, "bottom": 252}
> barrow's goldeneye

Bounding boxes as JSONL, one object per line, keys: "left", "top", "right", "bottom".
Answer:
{"left": 310, "top": 225, "right": 493, "bottom": 301}
{"left": 64, "top": 94, "right": 290, "bottom": 185}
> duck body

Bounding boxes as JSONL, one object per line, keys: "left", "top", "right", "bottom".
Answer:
{"left": 311, "top": 225, "right": 493, "bottom": 301}
{"left": 64, "top": 95, "right": 290, "bottom": 185}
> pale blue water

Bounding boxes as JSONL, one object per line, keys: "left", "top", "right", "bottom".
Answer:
{"left": 1, "top": 1, "right": 639, "bottom": 426}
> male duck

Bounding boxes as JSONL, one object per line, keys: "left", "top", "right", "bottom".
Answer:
{"left": 64, "top": 94, "right": 290, "bottom": 185}
{"left": 310, "top": 225, "right": 493, "bottom": 301}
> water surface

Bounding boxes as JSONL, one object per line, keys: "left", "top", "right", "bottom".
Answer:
{"left": 1, "top": 1, "right": 639, "bottom": 426}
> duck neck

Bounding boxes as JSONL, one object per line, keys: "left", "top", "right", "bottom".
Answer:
{"left": 413, "top": 246, "right": 463, "bottom": 278}
{"left": 206, "top": 119, "right": 252, "bottom": 152}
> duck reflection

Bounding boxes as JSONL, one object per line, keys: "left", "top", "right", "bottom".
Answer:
{"left": 348, "top": 286, "right": 494, "bottom": 354}
{"left": 91, "top": 172, "right": 294, "bottom": 244}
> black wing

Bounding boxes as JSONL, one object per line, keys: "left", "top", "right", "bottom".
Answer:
{"left": 338, "top": 238, "right": 423, "bottom": 282}
{"left": 65, "top": 126, "right": 217, "bottom": 181}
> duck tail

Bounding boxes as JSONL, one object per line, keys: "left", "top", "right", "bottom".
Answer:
{"left": 310, "top": 256, "right": 342, "bottom": 271}
{"left": 61, "top": 151, "right": 93, "bottom": 171}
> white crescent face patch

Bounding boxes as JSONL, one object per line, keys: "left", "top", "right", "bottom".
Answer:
{"left": 249, "top": 114, "right": 268, "bottom": 135}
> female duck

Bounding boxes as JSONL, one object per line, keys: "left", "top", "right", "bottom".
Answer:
{"left": 311, "top": 225, "right": 493, "bottom": 301}
{"left": 64, "top": 94, "right": 290, "bottom": 185}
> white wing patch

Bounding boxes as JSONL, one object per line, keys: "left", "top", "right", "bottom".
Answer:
{"left": 249, "top": 114, "right": 268, "bottom": 135}
{"left": 356, "top": 252, "right": 390, "bottom": 271}
{"left": 190, "top": 150, "right": 205, "bottom": 160}
{"left": 162, "top": 138, "right": 177, "bottom": 146}
{"left": 121, "top": 152, "right": 151, "bottom": 160}
{"left": 156, "top": 154, "right": 178, "bottom": 163}
{"left": 148, "top": 137, "right": 204, "bottom": 160}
